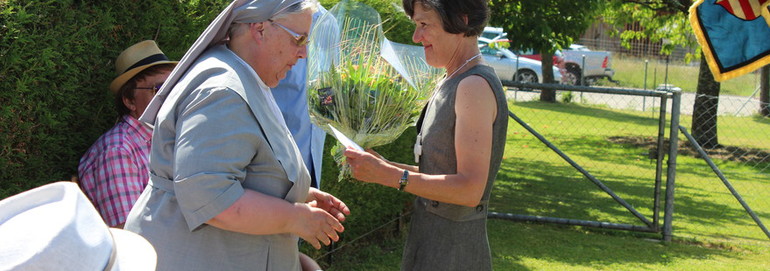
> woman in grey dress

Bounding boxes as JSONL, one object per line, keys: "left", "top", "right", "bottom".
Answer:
{"left": 343, "top": 0, "right": 508, "bottom": 270}
{"left": 124, "top": 0, "right": 349, "bottom": 270}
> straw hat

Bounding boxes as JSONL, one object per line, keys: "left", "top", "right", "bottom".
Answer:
{"left": 0, "top": 182, "right": 156, "bottom": 270}
{"left": 109, "top": 40, "right": 178, "bottom": 94}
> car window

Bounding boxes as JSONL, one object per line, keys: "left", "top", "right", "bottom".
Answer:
{"left": 480, "top": 46, "right": 499, "bottom": 57}
{"left": 481, "top": 32, "right": 499, "bottom": 40}
{"left": 519, "top": 48, "right": 535, "bottom": 55}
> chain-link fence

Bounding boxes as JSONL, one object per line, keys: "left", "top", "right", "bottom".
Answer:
{"left": 676, "top": 94, "right": 770, "bottom": 244}
{"left": 493, "top": 83, "right": 770, "bottom": 246}
{"left": 575, "top": 37, "right": 696, "bottom": 62}
{"left": 492, "top": 83, "right": 677, "bottom": 236}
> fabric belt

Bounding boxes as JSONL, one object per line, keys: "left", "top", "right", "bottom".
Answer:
{"left": 148, "top": 173, "right": 175, "bottom": 195}
{"left": 420, "top": 197, "right": 490, "bottom": 222}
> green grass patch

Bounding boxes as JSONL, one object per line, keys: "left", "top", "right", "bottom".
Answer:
{"left": 600, "top": 57, "right": 760, "bottom": 97}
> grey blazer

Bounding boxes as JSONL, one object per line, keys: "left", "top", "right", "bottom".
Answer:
{"left": 125, "top": 45, "right": 311, "bottom": 271}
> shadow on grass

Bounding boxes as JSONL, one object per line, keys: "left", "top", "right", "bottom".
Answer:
{"left": 491, "top": 155, "right": 660, "bottom": 227}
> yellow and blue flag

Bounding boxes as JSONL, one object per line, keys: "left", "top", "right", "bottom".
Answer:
{"left": 690, "top": 0, "right": 770, "bottom": 81}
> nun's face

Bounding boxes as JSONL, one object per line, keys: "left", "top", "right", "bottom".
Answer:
{"left": 259, "top": 11, "right": 312, "bottom": 87}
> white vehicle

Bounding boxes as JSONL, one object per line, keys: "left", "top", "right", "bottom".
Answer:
{"left": 561, "top": 44, "right": 615, "bottom": 85}
{"left": 482, "top": 26, "right": 615, "bottom": 85}
{"left": 478, "top": 42, "right": 562, "bottom": 84}
{"left": 481, "top": 26, "right": 506, "bottom": 40}
{"left": 568, "top": 44, "right": 590, "bottom": 51}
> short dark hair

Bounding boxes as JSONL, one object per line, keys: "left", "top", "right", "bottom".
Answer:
{"left": 114, "top": 64, "right": 175, "bottom": 116}
{"left": 402, "top": 0, "right": 489, "bottom": 37}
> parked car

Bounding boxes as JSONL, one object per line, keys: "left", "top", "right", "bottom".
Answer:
{"left": 478, "top": 37, "right": 564, "bottom": 84}
{"left": 567, "top": 44, "right": 590, "bottom": 51}
{"left": 561, "top": 44, "right": 615, "bottom": 85}
{"left": 478, "top": 42, "right": 562, "bottom": 84}
{"left": 482, "top": 39, "right": 567, "bottom": 71}
{"left": 481, "top": 26, "right": 615, "bottom": 85}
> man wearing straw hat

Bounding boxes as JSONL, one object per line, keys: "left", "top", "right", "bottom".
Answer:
{"left": 78, "top": 40, "right": 176, "bottom": 228}
{"left": 125, "top": 1, "right": 349, "bottom": 270}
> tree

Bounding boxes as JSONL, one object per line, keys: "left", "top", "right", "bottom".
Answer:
{"left": 602, "top": 0, "right": 727, "bottom": 148}
{"left": 488, "top": 0, "right": 603, "bottom": 102}
{"left": 692, "top": 53, "right": 721, "bottom": 148}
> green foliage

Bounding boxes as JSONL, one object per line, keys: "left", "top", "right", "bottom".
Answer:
{"left": 601, "top": 0, "right": 700, "bottom": 62}
{"left": 489, "top": 40, "right": 510, "bottom": 50}
{"left": 0, "top": 0, "right": 228, "bottom": 196}
{"left": 488, "top": 0, "right": 603, "bottom": 53}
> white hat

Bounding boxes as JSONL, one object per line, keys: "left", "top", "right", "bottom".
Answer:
{"left": 0, "top": 182, "right": 156, "bottom": 271}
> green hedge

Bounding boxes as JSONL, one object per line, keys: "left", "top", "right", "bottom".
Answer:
{"left": 0, "top": 0, "right": 230, "bottom": 196}
{"left": 1, "top": 0, "right": 418, "bottom": 250}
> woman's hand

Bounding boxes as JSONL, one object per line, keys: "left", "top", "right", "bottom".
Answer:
{"left": 343, "top": 147, "right": 400, "bottom": 188}
{"left": 292, "top": 203, "right": 345, "bottom": 249}
{"left": 306, "top": 188, "right": 350, "bottom": 223}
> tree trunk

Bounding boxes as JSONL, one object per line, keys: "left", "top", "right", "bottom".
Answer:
{"left": 760, "top": 66, "right": 769, "bottom": 117}
{"left": 540, "top": 50, "right": 556, "bottom": 102}
{"left": 691, "top": 53, "right": 721, "bottom": 148}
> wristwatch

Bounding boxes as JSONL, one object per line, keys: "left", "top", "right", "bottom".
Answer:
{"left": 398, "top": 170, "right": 409, "bottom": 191}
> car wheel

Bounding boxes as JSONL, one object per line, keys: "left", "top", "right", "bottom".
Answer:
{"left": 585, "top": 77, "right": 598, "bottom": 86}
{"left": 564, "top": 67, "right": 581, "bottom": 85}
{"left": 515, "top": 70, "right": 538, "bottom": 84}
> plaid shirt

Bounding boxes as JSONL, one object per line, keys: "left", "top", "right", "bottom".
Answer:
{"left": 78, "top": 115, "right": 152, "bottom": 227}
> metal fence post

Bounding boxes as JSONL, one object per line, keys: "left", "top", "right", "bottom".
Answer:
{"left": 663, "top": 89, "right": 681, "bottom": 242}
{"left": 643, "top": 60, "right": 648, "bottom": 112}
{"left": 652, "top": 92, "right": 668, "bottom": 231}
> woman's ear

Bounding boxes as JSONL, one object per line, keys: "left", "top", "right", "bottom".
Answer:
{"left": 250, "top": 22, "right": 266, "bottom": 43}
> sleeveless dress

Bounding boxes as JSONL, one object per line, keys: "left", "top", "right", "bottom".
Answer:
{"left": 401, "top": 64, "right": 508, "bottom": 271}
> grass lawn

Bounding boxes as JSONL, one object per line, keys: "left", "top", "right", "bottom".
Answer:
{"left": 315, "top": 99, "right": 770, "bottom": 270}
{"left": 597, "top": 57, "right": 760, "bottom": 97}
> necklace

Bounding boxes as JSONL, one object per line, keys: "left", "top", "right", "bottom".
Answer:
{"left": 446, "top": 53, "right": 482, "bottom": 80}
{"left": 425, "top": 52, "right": 483, "bottom": 112}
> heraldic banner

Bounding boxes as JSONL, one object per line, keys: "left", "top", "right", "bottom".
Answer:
{"left": 690, "top": 0, "right": 770, "bottom": 81}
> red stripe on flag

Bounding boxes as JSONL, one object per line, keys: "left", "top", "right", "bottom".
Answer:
{"left": 739, "top": 0, "right": 756, "bottom": 20}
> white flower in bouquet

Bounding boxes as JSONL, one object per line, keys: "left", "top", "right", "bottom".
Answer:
{"left": 307, "top": 0, "right": 441, "bottom": 181}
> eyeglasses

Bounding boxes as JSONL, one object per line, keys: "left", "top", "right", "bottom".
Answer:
{"left": 135, "top": 83, "right": 163, "bottom": 94}
{"left": 267, "top": 19, "right": 309, "bottom": 46}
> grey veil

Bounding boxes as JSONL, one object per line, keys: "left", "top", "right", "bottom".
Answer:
{"left": 139, "top": 0, "right": 303, "bottom": 124}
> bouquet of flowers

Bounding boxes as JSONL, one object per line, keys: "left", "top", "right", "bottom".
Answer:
{"left": 307, "top": 0, "right": 441, "bottom": 181}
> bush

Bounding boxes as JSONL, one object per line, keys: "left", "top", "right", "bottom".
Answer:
{"left": 0, "top": 0, "right": 228, "bottom": 196}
